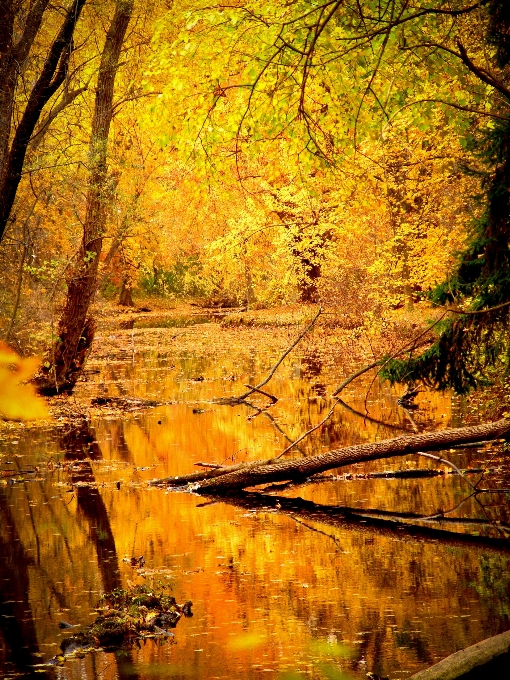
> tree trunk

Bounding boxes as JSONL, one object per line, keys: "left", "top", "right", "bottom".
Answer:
{"left": 118, "top": 276, "right": 135, "bottom": 306}
{"left": 36, "top": 0, "right": 134, "bottom": 395}
{"left": 0, "top": 0, "right": 50, "bottom": 173}
{"left": 295, "top": 251, "right": 321, "bottom": 303}
{"left": 153, "top": 418, "right": 510, "bottom": 491}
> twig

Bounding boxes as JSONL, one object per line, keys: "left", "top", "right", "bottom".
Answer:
{"left": 420, "top": 492, "right": 477, "bottom": 521}
{"left": 275, "top": 338, "right": 432, "bottom": 459}
{"left": 235, "top": 306, "right": 322, "bottom": 401}
{"left": 291, "top": 515, "right": 347, "bottom": 552}
{"left": 275, "top": 396, "right": 341, "bottom": 459}
{"left": 244, "top": 384, "right": 278, "bottom": 403}
{"left": 331, "top": 360, "right": 380, "bottom": 396}
{"left": 474, "top": 494, "right": 510, "bottom": 540}
{"left": 338, "top": 399, "right": 409, "bottom": 431}
{"left": 246, "top": 402, "right": 274, "bottom": 420}
{"left": 332, "top": 336, "right": 433, "bottom": 399}
{"left": 402, "top": 407, "right": 420, "bottom": 433}
{"left": 415, "top": 451, "right": 477, "bottom": 490}
{"left": 244, "top": 402, "right": 307, "bottom": 455}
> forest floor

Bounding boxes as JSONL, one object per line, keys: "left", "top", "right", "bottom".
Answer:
{"left": 1, "top": 297, "right": 508, "bottom": 431}
{"left": 55, "top": 299, "right": 428, "bottom": 424}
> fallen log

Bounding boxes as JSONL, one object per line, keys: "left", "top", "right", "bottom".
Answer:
{"left": 408, "top": 629, "right": 510, "bottom": 679}
{"left": 152, "top": 418, "right": 510, "bottom": 491}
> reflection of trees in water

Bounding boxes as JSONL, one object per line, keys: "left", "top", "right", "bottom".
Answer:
{"left": 73, "top": 467, "right": 122, "bottom": 593}
{"left": 61, "top": 421, "right": 121, "bottom": 591}
{"left": 61, "top": 419, "right": 103, "bottom": 461}
{"left": 0, "top": 419, "right": 136, "bottom": 678}
{"left": 300, "top": 352, "right": 325, "bottom": 397}
{"left": 107, "top": 419, "right": 133, "bottom": 463}
{"left": 208, "top": 491, "right": 509, "bottom": 674}
{"left": 60, "top": 421, "right": 140, "bottom": 678}
{"left": 0, "top": 492, "right": 43, "bottom": 677}
{"left": 62, "top": 417, "right": 133, "bottom": 464}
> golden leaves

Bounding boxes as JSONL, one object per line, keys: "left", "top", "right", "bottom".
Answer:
{"left": 0, "top": 342, "right": 48, "bottom": 421}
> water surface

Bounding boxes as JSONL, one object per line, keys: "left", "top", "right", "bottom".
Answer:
{"left": 1, "top": 321, "right": 509, "bottom": 679}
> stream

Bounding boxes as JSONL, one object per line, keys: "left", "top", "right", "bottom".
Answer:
{"left": 1, "top": 316, "right": 509, "bottom": 679}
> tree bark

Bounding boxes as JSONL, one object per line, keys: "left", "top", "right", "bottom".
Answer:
{"left": 409, "top": 629, "right": 510, "bottom": 680}
{"left": 36, "top": 0, "right": 134, "bottom": 395}
{"left": 0, "top": 0, "right": 50, "bottom": 173}
{"left": 153, "top": 418, "right": 510, "bottom": 491}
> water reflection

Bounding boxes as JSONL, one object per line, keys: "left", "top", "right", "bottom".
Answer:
{"left": 0, "top": 492, "right": 42, "bottom": 677}
{"left": 0, "top": 327, "right": 509, "bottom": 679}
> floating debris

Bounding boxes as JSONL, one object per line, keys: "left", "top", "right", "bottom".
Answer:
{"left": 123, "top": 555, "right": 146, "bottom": 568}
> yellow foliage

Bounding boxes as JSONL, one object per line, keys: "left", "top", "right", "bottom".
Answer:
{"left": 0, "top": 343, "right": 48, "bottom": 421}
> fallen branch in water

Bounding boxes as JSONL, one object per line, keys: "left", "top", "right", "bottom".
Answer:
{"left": 150, "top": 418, "right": 510, "bottom": 491}
{"left": 415, "top": 451, "right": 476, "bottom": 489}
{"left": 258, "top": 465, "right": 507, "bottom": 495}
{"left": 273, "top": 337, "right": 433, "bottom": 459}
{"left": 244, "top": 384, "right": 278, "bottom": 403}
{"left": 215, "top": 306, "right": 321, "bottom": 405}
{"left": 409, "top": 629, "right": 510, "bottom": 680}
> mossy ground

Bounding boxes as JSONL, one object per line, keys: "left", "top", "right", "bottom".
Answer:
{"left": 45, "top": 583, "right": 192, "bottom": 666}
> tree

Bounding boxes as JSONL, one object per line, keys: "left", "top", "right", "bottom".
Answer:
{"left": 0, "top": 0, "right": 87, "bottom": 243}
{"left": 378, "top": 2, "right": 510, "bottom": 392}
{"left": 156, "top": 0, "right": 510, "bottom": 393}
{"left": 36, "top": 0, "right": 134, "bottom": 394}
